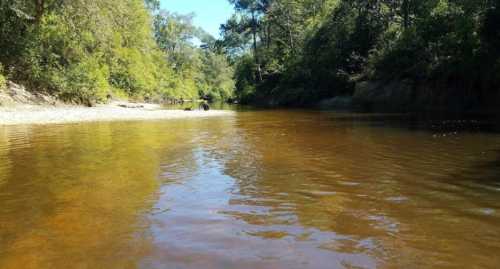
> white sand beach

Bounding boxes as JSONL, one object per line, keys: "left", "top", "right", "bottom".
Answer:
{"left": 0, "top": 104, "right": 233, "bottom": 126}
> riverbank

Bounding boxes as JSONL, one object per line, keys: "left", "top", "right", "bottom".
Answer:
{"left": 0, "top": 104, "right": 233, "bottom": 126}
{"left": 0, "top": 81, "right": 233, "bottom": 126}
{"left": 317, "top": 79, "right": 500, "bottom": 113}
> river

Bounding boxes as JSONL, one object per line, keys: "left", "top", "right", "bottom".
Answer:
{"left": 1, "top": 109, "right": 500, "bottom": 268}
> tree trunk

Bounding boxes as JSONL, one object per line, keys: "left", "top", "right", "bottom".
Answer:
{"left": 266, "top": 22, "right": 271, "bottom": 49}
{"left": 34, "top": 0, "right": 45, "bottom": 23}
{"left": 287, "top": 9, "right": 294, "bottom": 52}
{"left": 402, "top": 0, "right": 410, "bottom": 29}
{"left": 251, "top": 10, "right": 262, "bottom": 82}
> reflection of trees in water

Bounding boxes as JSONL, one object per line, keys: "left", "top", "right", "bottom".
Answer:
{"left": 212, "top": 113, "right": 388, "bottom": 257}
{"left": 0, "top": 125, "right": 59, "bottom": 268}
{"left": 0, "top": 122, "right": 185, "bottom": 269}
{"left": 2, "top": 113, "right": 498, "bottom": 268}
{"left": 156, "top": 117, "right": 244, "bottom": 184}
{"left": 208, "top": 112, "right": 500, "bottom": 267}
{"left": 0, "top": 127, "right": 16, "bottom": 187}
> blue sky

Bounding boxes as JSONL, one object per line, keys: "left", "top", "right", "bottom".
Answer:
{"left": 160, "top": 0, "right": 234, "bottom": 38}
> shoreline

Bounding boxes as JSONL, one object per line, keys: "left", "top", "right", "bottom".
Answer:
{"left": 0, "top": 103, "right": 234, "bottom": 126}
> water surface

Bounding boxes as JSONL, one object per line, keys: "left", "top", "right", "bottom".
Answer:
{"left": 1, "top": 110, "right": 500, "bottom": 268}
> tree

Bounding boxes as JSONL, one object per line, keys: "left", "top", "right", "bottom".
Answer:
{"left": 223, "top": 0, "right": 500, "bottom": 109}
{"left": 226, "top": 0, "right": 271, "bottom": 81}
{"left": 154, "top": 10, "right": 235, "bottom": 100}
{"left": 0, "top": 0, "right": 235, "bottom": 103}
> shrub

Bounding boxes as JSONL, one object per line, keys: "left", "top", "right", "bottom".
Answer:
{"left": 58, "top": 56, "right": 110, "bottom": 104}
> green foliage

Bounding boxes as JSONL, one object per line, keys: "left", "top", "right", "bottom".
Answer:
{"left": 224, "top": 0, "right": 500, "bottom": 108}
{"left": 233, "top": 55, "right": 257, "bottom": 102}
{"left": 154, "top": 11, "right": 235, "bottom": 100}
{"left": 197, "top": 51, "right": 235, "bottom": 100}
{"left": 58, "top": 55, "right": 110, "bottom": 103}
{"left": 0, "top": 0, "right": 235, "bottom": 104}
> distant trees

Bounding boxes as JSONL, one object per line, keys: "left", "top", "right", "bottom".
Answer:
{"left": 153, "top": 10, "right": 235, "bottom": 100}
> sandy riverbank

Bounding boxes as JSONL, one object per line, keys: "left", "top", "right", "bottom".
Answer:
{"left": 0, "top": 81, "right": 233, "bottom": 126}
{"left": 0, "top": 103, "right": 234, "bottom": 126}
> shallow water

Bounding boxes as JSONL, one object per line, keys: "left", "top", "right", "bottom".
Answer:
{"left": 1, "top": 110, "right": 500, "bottom": 268}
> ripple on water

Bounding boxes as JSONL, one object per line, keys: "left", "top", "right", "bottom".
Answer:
{"left": 385, "top": 196, "right": 409, "bottom": 203}
{"left": 478, "top": 208, "right": 496, "bottom": 216}
{"left": 2, "top": 112, "right": 500, "bottom": 269}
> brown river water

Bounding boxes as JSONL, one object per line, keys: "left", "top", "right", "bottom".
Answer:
{"left": 1, "top": 109, "right": 500, "bottom": 268}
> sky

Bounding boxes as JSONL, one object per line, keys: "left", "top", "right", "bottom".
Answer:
{"left": 160, "top": 0, "right": 235, "bottom": 38}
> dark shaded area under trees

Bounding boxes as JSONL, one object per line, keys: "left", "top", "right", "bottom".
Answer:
{"left": 221, "top": 0, "right": 500, "bottom": 112}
